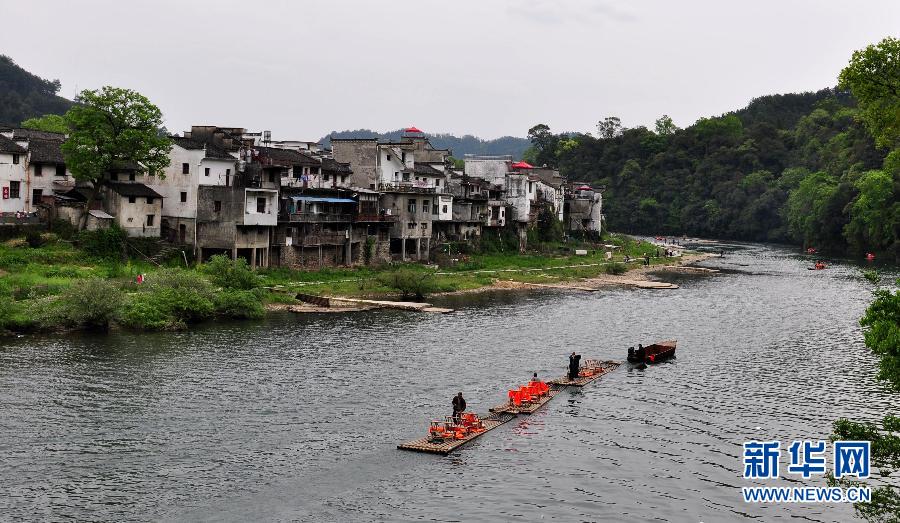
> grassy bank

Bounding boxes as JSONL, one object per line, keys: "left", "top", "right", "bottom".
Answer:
{"left": 0, "top": 230, "right": 681, "bottom": 334}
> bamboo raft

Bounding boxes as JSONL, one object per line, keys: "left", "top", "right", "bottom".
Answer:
{"left": 399, "top": 360, "right": 622, "bottom": 455}
{"left": 548, "top": 360, "right": 621, "bottom": 387}
{"left": 489, "top": 387, "right": 561, "bottom": 414}
{"left": 397, "top": 411, "right": 516, "bottom": 455}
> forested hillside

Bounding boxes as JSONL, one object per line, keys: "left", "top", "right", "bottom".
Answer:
{"left": 323, "top": 129, "right": 529, "bottom": 159}
{"left": 0, "top": 55, "right": 72, "bottom": 125}
{"left": 526, "top": 38, "right": 899, "bottom": 259}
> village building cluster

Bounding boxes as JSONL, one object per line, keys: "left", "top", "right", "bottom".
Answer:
{"left": 0, "top": 125, "right": 604, "bottom": 268}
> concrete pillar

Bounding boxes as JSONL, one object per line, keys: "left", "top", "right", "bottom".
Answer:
{"left": 401, "top": 238, "right": 406, "bottom": 261}
{"left": 318, "top": 245, "right": 323, "bottom": 267}
{"left": 231, "top": 247, "right": 238, "bottom": 260}
{"left": 416, "top": 238, "right": 421, "bottom": 260}
{"left": 250, "top": 247, "right": 257, "bottom": 269}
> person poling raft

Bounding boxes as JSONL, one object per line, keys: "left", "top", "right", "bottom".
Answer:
{"left": 807, "top": 261, "right": 827, "bottom": 270}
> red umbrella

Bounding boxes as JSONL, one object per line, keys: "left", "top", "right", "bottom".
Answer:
{"left": 577, "top": 185, "right": 593, "bottom": 191}
{"left": 404, "top": 126, "right": 423, "bottom": 133}
{"left": 510, "top": 161, "right": 534, "bottom": 169}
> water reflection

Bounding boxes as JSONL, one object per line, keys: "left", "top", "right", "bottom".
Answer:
{"left": 0, "top": 242, "right": 896, "bottom": 521}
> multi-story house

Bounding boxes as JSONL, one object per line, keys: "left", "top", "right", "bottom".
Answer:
{"left": 331, "top": 128, "right": 452, "bottom": 261}
{"left": 564, "top": 183, "right": 604, "bottom": 234}
{"left": 0, "top": 134, "right": 28, "bottom": 214}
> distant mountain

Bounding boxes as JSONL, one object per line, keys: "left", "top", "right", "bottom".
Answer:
{"left": 0, "top": 55, "right": 72, "bottom": 125}
{"left": 321, "top": 129, "right": 530, "bottom": 159}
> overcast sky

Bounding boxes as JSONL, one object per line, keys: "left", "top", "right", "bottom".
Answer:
{"left": 3, "top": 0, "right": 898, "bottom": 140}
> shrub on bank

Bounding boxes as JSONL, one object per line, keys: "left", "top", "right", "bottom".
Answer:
{"left": 214, "top": 289, "right": 265, "bottom": 319}
{"left": 202, "top": 255, "right": 259, "bottom": 290}
{"left": 26, "top": 278, "right": 124, "bottom": 331}
{"left": 76, "top": 226, "right": 127, "bottom": 260}
{"left": 378, "top": 268, "right": 439, "bottom": 300}
{"left": 605, "top": 262, "right": 627, "bottom": 275}
{"left": 121, "top": 269, "right": 216, "bottom": 330}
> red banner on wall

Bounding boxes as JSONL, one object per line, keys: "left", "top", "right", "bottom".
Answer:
{"left": 2, "top": 187, "right": 8, "bottom": 199}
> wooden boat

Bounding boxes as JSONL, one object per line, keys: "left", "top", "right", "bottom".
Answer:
{"left": 627, "top": 340, "right": 676, "bottom": 364}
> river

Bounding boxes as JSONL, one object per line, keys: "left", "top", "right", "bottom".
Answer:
{"left": 1, "top": 242, "right": 896, "bottom": 522}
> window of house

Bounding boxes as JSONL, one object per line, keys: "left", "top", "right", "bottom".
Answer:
{"left": 146, "top": 197, "right": 154, "bottom": 204}
{"left": 146, "top": 215, "right": 155, "bottom": 226}
{"left": 402, "top": 173, "right": 410, "bottom": 182}
{"left": 180, "top": 191, "right": 187, "bottom": 203}
{"left": 182, "top": 163, "right": 189, "bottom": 174}
{"left": 324, "top": 173, "right": 330, "bottom": 181}
{"left": 435, "top": 178, "right": 440, "bottom": 186}
{"left": 394, "top": 171, "right": 399, "bottom": 180}
{"left": 407, "top": 199, "right": 416, "bottom": 213}
{"left": 286, "top": 227, "right": 293, "bottom": 238}
{"left": 128, "top": 196, "right": 136, "bottom": 204}
{"left": 256, "top": 197, "right": 266, "bottom": 213}
{"left": 226, "top": 168, "right": 230, "bottom": 177}
{"left": 341, "top": 175, "right": 347, "bottom": 183}
{"left": 110, "top": 173, "right": 118, "bottom": 181}
{"left": 32, "top": 189, "right": 42, "bottom": 203}
{"left": 407, "top": 222, "right": 416, "bottom": 230}
{"left": 292, "top": 167, "right": 301, "bottom": 179}
{"left": 214, "top": 200, "right": 222, "bottom": 212}
{"left": 433, "top": 204, "right": 439, "bottom": 215}
{"left": 205, "top": 167, "right": 210, "bottom": 176}
{"left": 268, "top": 172, "right": 276, "bottom": 183}
{"left": 55, "top": 165, "right": 65, "bottom": 176}
{"left": 442, "top": 205, "right": 448, "bottom": 214}
{"left": 401, "top": 152, "right": 406, "bottom": 163}
{"left": 8, "top": 181, "right": 20, "bottom": 198}
{"left": 12, "top": 154, "right": 19, "bottom": 164}
{"left": 34, "top": 164, "right": 43, "bottom": 176}
{"left": 423, "top": 200, "right": 429, "bottom": 213}
{"left": 386, "top": 154, "right": 391, "bottom": 162}
{"left": 129, "top": 172, "right": 136, "bottom": 181}
{"left": 420, "top": 222, "right": 427, "bottom": 229}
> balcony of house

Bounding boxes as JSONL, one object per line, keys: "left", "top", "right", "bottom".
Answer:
{"left": 296, "top": 231, "right": 349, "bottom": 246}
{"left": 378, "top": 182, "right": 443, "bottom": 194}
{"left": 280, "top": 212, "right": 352, "bottom": 223}
{"left": 354, "top": 213, "right": 398, "bottom": 223}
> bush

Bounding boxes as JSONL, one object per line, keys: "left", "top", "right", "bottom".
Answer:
{"left": 121, "top": 269, "right": 216, "bottom": 330}
{"left": 25, "top": 231, "right": 45, "bottom": 248}
{"left": 214, "top": 289, "right": 264, "bottom": 319}
{"left": 49, "top": 219, "right": 77, "bottom": 240}
{"left": 77, "top": 226, "right": 127, "bottom": 260}
{"left": 378, "top": 268, "right": 438, "bottom": 300}
{"left": 56, "top": 279, "right": 124, "bottom": 329}
{"left": 202, "top": 255, "right": 259, "bottom": 290}
{"left": 605, "top": 262, "right": 627, "bottom": 275}
{"left": 4, "top": 238, "right": 28, "bottom": 248}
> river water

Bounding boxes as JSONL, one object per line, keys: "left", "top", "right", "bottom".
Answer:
{"left": 1, "top": 243, "right": 896, "bottom": 522}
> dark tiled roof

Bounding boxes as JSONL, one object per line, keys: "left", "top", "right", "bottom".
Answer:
{"left": 109, "top": 160, "right": 143, "bottom": 172}
{"left": 171, "top": 136, "right": 206, "bottom": 150}
{"left": 28, "top": 138, "right": 65, "bottom": 164}
{"left": 257, "top": 147, "right": 320, "bottom": 167}
{"left": 14, "top": 128, "right": 66, "bottom": 141}
{"left": 0, "top": 134, "right": 27, "bottom": 154}
{"left": 106, "top": 182, "right": 162, "bottom": 198}
{"left": 413, "top": 163, "right": 443, "bottom": 176}
{"left": 321, "top": 157, "right": 352, "bottom": 174}
{"left": 204, "top": 144, "right": 236, "bottom": 160}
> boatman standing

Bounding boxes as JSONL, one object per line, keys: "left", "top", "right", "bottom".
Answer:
{"left": 452, "top": 392, "right": 466, "bottom": 422}
{"left": 568, "top": 352, "right": 581, "bottom": 380}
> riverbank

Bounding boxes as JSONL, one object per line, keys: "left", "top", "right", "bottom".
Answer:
{"left": 0, "top": 232, "right": 702, "bottom": 333}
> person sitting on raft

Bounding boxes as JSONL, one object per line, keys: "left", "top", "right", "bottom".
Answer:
{"left": 452, "top": 392, "right": 466, "bottom": 422}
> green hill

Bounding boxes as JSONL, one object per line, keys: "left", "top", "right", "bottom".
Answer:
{"left": 0, "top": 55, "right": 72, "bottom": 125}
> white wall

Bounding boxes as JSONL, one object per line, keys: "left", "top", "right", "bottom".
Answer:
{"left": 116, "top": 195, "right": 162, "bottom": 237}
{"left": 378, "top": 147, "right": 407, "bottom": 185}
{"left": 436, "top": 194, "right": 453, "bottom": 221}
{"left": 0, "top": 153, "right": 27, "bottom": 213}
{"left": 200, "top": 157, "right": 236, "bottom": 187}
{"left": 505, "top": 175, "right": 531, "bottom": 223}
{"left": 464, "top": 157, "right": 509, "bottom": 186}
{"left": 244, "top": 189, "right": 278, "bottom": 226}
{"left": 152, "top": 144, "right": 203, "bottom": 219}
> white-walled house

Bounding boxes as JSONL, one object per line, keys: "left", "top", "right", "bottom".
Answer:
{"left": 101, "top": 182, "right": 164, "bottom": 237}
{"left": 0, "top": 134, "right": 27, "bottom": 214}
{"left": 149, "top": 136, "right": 237, "bottom": 245}
{"left": 26, "top": 137, "right": 75, "bottom": 210}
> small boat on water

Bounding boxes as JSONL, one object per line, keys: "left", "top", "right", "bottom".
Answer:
{"left": 627, "top": 340, "right": 677, "bottom": 365}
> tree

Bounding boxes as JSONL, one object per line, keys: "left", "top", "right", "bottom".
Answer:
{"left": 654, "top": 114, "right": 678, "bottom": 136}
{"left": 526, "top": 123, "right": 561, "bottom": 167}
{"left": 61, "top": 87, "right": 172, "bottom": 229}
{"left": 21, "top": 114, "right": 68, "bottom": 134}
{"left": 844, "top": 170, "right": 899, "bottom": 254}
{"left": 838, "top": 37, "right": 900, "bottom": 149}
{"left": 596, "top": 116, "right": 624, "bottom": 140}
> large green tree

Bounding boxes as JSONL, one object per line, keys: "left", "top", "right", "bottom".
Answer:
{"left": 61, "top": 87, "right": 172, "bottom": 229}
{"left": 838, "top": 37, "right": 900, "bottom": 149}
